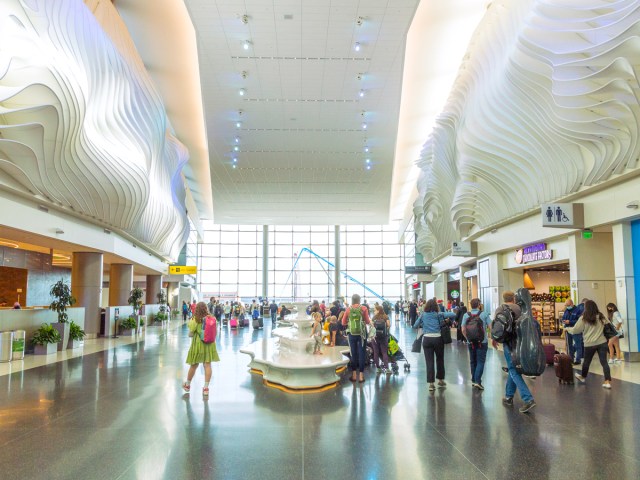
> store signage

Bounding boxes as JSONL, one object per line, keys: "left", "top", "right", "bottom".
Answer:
{"left": 463, "top": 269, "right": 478, "bottom": 278}
{"left": 515, "top": 243, "right": 553, "bottom": 264}
{"left": 541, "top": 203, "right": 584, "bottom": 228}
{"left": 451, "top": 241, "right": 475, "bottom": 256}
{"left": 450, "top": 290, "right": 460, "bottom": 299}
{"left": 169, "top": 265, "right": 197, "bottom": 275}
{"left": 411, "top": 282, "right": 420, "bottom": 290}
{"left": 405, "top": 265, "right": 432, "bottom": 275}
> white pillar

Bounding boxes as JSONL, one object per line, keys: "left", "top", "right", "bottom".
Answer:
{"left": 71, "top": 252, "right": 103, "bottom": 338}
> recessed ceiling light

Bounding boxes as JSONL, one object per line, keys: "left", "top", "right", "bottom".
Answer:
{"left": 239, "top": 88, "right": 245, "bottom": 96}
{"left": 362, "top": 122, "right": 367, "bottom": 130}
{"left": 236, "top": 122, "right": 241, "bottom": 128}
{"left": 359, "top": 90, "right": 365, "bottom": 98}
{"left": 233, "top": 157, "right": 238, "bottom": 163}
{"left": 235, "top": 136, "right": 240, "bottom": 143}
{"left": 234, "top": 146, "right": 239, "bottom": 151}
{"left": 366, "top": 158, "right": 370, "bottom": 164}
{"left": 354, "top": 42, "right": 361, "bottom": 52}
{"left": 233, "top": 164, "right": 237, "bottom": 169}
{"left": 366, "top": 165, "right": 371, "bottom": 170}
{"left": 364, "top": 146, "right": 370, "bottom": 153}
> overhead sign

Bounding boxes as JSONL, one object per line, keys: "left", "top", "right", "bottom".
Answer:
{"left": 450, "top": 290, "right": 460, "bottom": 299}
{"left": 169, "top": 265, "right": 197, "bottom": 275}
{"left": 515, "top": 243, "right": 553, "bottom": 264}
{"left": 405, "top": 265, "right": 432, "bottom": 275}
{"left": 542, "top": 203, "right": 584, "bottom": 228}
{"left": 411, "top": 282, "right": 420, "bottom": 290}
{"left": 451, "top": 241, "right": 475, "bottom": 257}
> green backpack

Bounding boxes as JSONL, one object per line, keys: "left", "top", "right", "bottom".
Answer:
{"left": 348, "top": 306, "right": 364, "bottom": 336}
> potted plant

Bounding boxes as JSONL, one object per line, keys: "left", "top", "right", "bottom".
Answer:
{"left": 154, "top": 311, "right": 168, "bottom": 324}
{"left": 67, "top": 321, "right": 85, "bottom": 349}
{"left": 128, "top": 287, "right": 144, "bottom": 316}
{"left": 49, "top": 278, "right": 76, "bottom": 350}
{"left": 32, "top": 323, "right": 62, "bottom": 355}
{"left": 120, "top": 316, "right": 138, "bottom": 336}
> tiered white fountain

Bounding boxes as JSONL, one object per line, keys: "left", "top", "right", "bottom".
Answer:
{"left": 240, "top": 302, "right": 350, "bottom": 392}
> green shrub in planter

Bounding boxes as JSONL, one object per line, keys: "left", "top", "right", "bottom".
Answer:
{"left": 120, "top": 316, "right": 138, "bottom": 330}
{"left": 49, "top": 279, "right": 76, "bottom": 323}
{"left": 32, "top": 323, "right": 62, "bottom": 345}
{"left": 155, "top": 312, "right": 168, "bottom": 322}
{"left": 69, "top": 321, "right": 85, "bottom": 341}
{"left": 128, "top": 287, "right": 144, "bottom": 316}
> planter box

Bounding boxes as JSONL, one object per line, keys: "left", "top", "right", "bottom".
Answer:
{"left": 34, "top": 343, "right": 58, "bottom": 355}
{"left": 52, "top": 322, "right": 70, "bottom": 351}
{"left": 67, "top": 338, "right": 83, "bottom": 349}
{"left": 120, "top": 328, "right": 135, "bottom": 336}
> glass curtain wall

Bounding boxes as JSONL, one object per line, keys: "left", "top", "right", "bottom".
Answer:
{"left": 195, "top": 223, "right": 404, "bottom": 303}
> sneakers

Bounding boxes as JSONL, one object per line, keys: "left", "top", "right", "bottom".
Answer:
{"left": 502, "top": 397, "right": 513, "bottom": 406}
{"left": 203, "top": 387, "right": 209, "bottom": 397}
{"left": 614, "top": 358, "right": 623, "bottom": 364}
{"left": 519, "top": 400, "right": 536, "bottom": 413}
{"left": 182, "top": 382, "right": 191, "bottom": 392}
{"left": 437, "top": 380, "right": 447, "bottom": 388}
{"left": 575, "top": 373, "right": 586, "bottom": 383}
{"left": 602, "top": 383, "right": 612, "bottom": 389}
{"left": 429, "top": 383, "right": 436, "bottom": 391}
{"left": 608, "top": 359, "right": 614, "bottom": 364}
{"left": 472, "top": 383, "right": 484, "bottom": 390}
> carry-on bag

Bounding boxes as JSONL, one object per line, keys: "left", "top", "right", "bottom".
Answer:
{"left": 230, "top": 318, "right": 238, "bottom": 328}
{"left": 554, "top": 353, "right": 574, "bottom": 384}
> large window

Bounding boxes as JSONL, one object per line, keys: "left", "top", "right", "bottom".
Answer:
{"left": 195, "top": 223, "right": 404, "bottom": 303}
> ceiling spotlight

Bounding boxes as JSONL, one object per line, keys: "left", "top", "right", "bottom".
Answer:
{"left": 354, "top": 42, "right": 361, "bottom": 52}
{"left": 356, "top": 16, "right": 364, "bottom": 26}
{"left": 243, "top": 40, "right": 251, "bottom": 50}
{"left": 366, "top": 165, "right": 371, "bottom": 170}
{"left": 233, "top": 146, "right": 239, "bottom": 152}
{"left": 359, "top": 90, "right": 365, "bottom": 98}
{"left": 239, "top": 88, "right": 245, "bottom": 96}
{"left": 241, "top": 14, "right": 249, "bottom": 24}
{"left": 366, "top": 158, "right": 371, "bottom": 164}
{"left": 236, "top": 122, "right": 241, "bottom": 128}
{"left": 235, "top": 136, "right": 240, "bottom": 143}
{"left": 362, "top": 122, "right": 367, "bottom": 130}
{"left": 233, "top": 157, "right": 238, "bottom": 163}
{"left": 364, "top": 146, "right": 370, "bottom": 153}
{"left": 233, "top": 164, "right": 237, "bottom": 169}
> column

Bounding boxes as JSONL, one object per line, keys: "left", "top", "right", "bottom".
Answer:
{"left": 612, "top": 222, "right": 639, "bottom": 360}
{"left": 568, "top": 232, "right": 615, "bottom": 310}
{"left": 71, "top": 252, "right": 103, "bottom": 339}
{"left": 146, "top": 275, "right": 162, "bottom": 304}
{"left": 262, "top": 225, "right": 269, "bottom": 299}
{"left": 334, "top": 226, "right": 341, "bottom": 300}
{"left": 433, "top": 273, "right": 447, "bottom": 302}
{"left": 109, "top": 263, "right": 133, "bottom": 306}
{"left": 459, "top": 265, "right": 469, "bottom": 307}
{"left": 486, "top": 253, "right": 504, "bottom": 314}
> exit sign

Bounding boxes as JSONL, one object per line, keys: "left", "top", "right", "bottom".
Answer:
{"left": 582, "top": 230, "right": 593, "bottom": 239}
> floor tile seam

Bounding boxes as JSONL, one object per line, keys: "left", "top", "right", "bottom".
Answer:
{"left": 430, "top": 422, "right": 490, "bottom": 479}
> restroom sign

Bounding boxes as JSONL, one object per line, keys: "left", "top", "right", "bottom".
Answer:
{"left": 541, "top": 203, "right": 584, "bottom": 229}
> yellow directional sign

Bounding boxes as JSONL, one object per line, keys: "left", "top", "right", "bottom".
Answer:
{"left": 169, "top": 265, "right": 197, "bottom": 275}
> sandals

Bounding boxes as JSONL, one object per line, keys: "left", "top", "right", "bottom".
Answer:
{"left": 182, "top": 382, "right": 191, "bottom": 392}
{"left": 203, "top": 387, "right": 210, "bottom": 397}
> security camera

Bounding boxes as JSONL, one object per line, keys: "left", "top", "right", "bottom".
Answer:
{"left": 241, "top": 71, "right": 248, "bottom": 79}
{"left": 356, "top": 73, "right": 362, "bottom": 81}
{"left": 241, "top": 14, "right": 249, "bottom": 24}
{"left": 356, "top": 17, "right": 364, "bottom": 26}
{"left": 626, "top": 200, "right": 639, "bottom": 209}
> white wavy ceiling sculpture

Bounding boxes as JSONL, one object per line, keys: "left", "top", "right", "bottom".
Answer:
{"left": 0, "top": 0, "right": 189, "bottom": 259}
{"left": 414, "top": 0, "right": 640, "bottom": 262}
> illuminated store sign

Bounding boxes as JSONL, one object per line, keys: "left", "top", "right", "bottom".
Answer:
{"left": 515, "top": 243, "right": 553, "bottom": 264}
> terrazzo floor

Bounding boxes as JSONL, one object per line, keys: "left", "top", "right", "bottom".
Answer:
{"left": 1, "top": 318, "right": 638, "bottom": 479}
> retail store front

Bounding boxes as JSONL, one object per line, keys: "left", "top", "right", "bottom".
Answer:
{"left": 507, "top": 241, "right": 571, "bottom": 336}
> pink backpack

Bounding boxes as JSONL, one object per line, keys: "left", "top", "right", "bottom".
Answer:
{"left": 200, "top": 315, "right": 217, "bottom": 344}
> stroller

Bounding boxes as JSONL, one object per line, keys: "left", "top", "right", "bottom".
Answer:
{"left": 366, "top": 333, "right": 410, "bottom": 374}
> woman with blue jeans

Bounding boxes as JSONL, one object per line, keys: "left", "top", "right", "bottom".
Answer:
{"left": 413, "top": 299, "right": 456, "bottom": 391}
{"left": 341, "top": 293, "right": 371, "bottom": 383}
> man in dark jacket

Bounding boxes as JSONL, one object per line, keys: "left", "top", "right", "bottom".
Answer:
{"left": 269, "top": 300, "right": 278, "bottom": 327}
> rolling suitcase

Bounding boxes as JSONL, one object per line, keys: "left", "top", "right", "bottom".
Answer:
{"left": 252, "top": 317, "right": 263, "bottom": 329}
{"left": 230, "top": 318, "right": 238, "bottom": 329}
{"left": 554, "top": 353, "right": 574, "bottom": 384}
{"left": 543, "top": 343, "right": 555, "bottom": 366}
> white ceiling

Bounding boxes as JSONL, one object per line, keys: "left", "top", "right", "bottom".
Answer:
{"left": 185, "top": 0, "right": 420, "bottom": 224}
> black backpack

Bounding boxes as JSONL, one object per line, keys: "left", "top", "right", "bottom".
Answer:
{"left": 214, "top": 305, "right": 223, "bottom": 318}
{"left": 490, "top": 305, "right": 516, "bottom": 344}
{"left": 465, "top": 312, "right": 485, "bottom": 344}
{"left": 374, "top": 318, "right": 388, "bottom": 339}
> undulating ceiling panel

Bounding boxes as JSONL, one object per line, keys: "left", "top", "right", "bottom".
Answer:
{"left": 414, "top": 0, "right": 640, "bottom": 261}
{"left": 0, "top": 0, "right": 189, "bottom": 260}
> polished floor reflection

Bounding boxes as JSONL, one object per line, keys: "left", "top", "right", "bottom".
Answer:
{"left": 1, "top": 318, "right": 638, "bottom": 479}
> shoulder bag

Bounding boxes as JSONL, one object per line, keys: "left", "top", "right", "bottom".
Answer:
{"left": 439, "top": 314, "right": 452, "bottom": 344}
{"left": 602, "top": 318, "right": 618, "bottom": 340}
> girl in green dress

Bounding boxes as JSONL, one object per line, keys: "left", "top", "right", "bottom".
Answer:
{"left": 182, "top": 301, "right": 220, "bottom": 397}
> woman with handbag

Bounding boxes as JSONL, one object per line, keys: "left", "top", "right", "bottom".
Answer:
{"left": 565, "top": 300, "right": 612, "bottom": 389}
{"left": 606, "top": 303, "right": 624, "bottom": 364}
{"left": 413, "top": 299, "right": 456, "bottom": 391}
